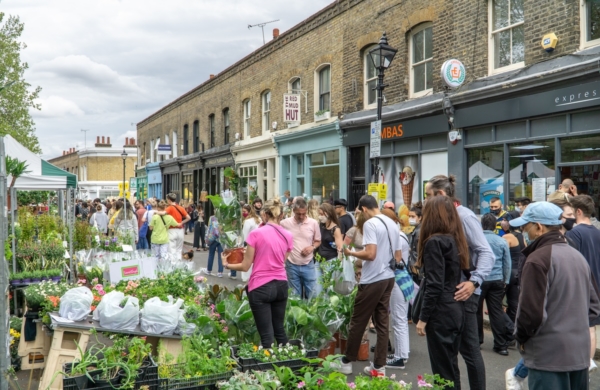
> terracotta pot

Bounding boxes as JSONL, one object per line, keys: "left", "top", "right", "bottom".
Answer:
{"left": 340, "top": 338, "right": 347, "bottom": 354}
{"left": 333, "top": 332, "right": 340, "bottom": 347}
{"left": 328, "top": 340, "right": 336, "bottom": 355}
{"left": 357, "top": 340, "right": 369, "bottom": 361}
{"left": 318, "top": 347, "right": 329, "bottom": 359}
{"left": 223, "top": 248, "right": 244, "bottom": 264}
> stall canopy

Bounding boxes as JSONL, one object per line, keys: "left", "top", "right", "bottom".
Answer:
{"left": 2, "top": 134, "right": 77, "bottom": 190}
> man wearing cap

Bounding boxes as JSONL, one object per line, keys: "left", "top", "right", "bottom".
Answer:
{"left": 383, "top": 201, "right": 395, "bottom": 211}
{"left": 334, "top": 199, "right": 354, "bottom": 235}
{"left": 509, "top": 202, "right": 600, "bottom": 389}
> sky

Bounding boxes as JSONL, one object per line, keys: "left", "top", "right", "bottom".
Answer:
{"left": 1, "top": 0, "right": 333, "bottom": 159}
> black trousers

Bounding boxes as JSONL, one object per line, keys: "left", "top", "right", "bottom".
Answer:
{"left": 193, "top": 221, "right": 206, "bottom": 249}
{"left": 529, "top": 368, "right": 589, "bottom": 390}
{"left": 477, "top": 280, "right": 508, "bottom": 350}
{"left": 247, "top": 279, "right": 289, "bottom": 348}
{"left": 505, "top": 270, "right": 519, "bottom": 323}
{"left": 425, "top": 300, "right": 465, "bottom": 390}
{"left": 459, "top": 294, "right": 487, "bottom": 390}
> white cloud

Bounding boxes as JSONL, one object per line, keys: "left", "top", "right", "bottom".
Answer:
{"left": 32, "top": 95, "right": 84, "bottom": 118}
{"left": 481, "top": 201, "right": 490, "bottom": 209}
{"left": 496, "top": 185, "right": 503, "bottom": 193}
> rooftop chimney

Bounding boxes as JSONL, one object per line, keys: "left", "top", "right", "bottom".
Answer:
{"left": 102, "top": 136, "right": 105, "bottom": 144}
{"left": 210, "top": 74, "right": 215, "bottom": 79}
{"left": 106, "top": 136, "right": 111, "bottom": 146}
{"left": 63, "top": 151, "right": 66, "bottom": 156}
{"left": 273, "top": 28, "right": 280, "bottom": 39}
{"left": 130, "top": 137, "right": 136, "bottom": 146}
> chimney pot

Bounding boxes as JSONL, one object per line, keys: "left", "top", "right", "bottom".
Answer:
{"left": 273, "top": 28, "right": 280, "bottom": 39}
{"left": 107, "top": 136, "right": 111, "bottom": 145}
{"left": 102, "top": 136, "right": 105, "bottom": 144}
{"left": 130, "top": 137, "right": 135, "bottom": 145}
{"left": 63, "top": 151, "right": 65, "bottom": 156}
{"left": 210, "top": 74, "right": 215, "bottom": 79}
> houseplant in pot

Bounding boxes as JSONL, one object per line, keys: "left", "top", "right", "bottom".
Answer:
{"left": 21, "top": 271, "right": 32, "bottom": 285}
{"left": 10, "top": 272, "right": 22, "bottom": 286}
{"left": 207, "top": 192, "right": 244, "bottom": 264}
{"left": 31, "top": 270, "right": 42, "bottom": 283}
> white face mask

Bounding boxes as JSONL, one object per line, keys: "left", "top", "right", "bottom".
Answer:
{"left": 515, "top": 206, "right": 521, "bottom": 213}
{"left": 409, "top": 218, "right": 417, "bottom": 226}
{"left": 318, "top": 216, "right": 327, "bottom": 224}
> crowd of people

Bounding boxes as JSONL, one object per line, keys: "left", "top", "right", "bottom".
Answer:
{"left": 77, "top": 175, "right": 600, "bottom": 389}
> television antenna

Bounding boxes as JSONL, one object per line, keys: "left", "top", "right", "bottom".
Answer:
{"left": 81, "top": 129, "right": 90, "bottom": 149}
{"left": 248, "top": 19, "right": 279, "bottom": 45}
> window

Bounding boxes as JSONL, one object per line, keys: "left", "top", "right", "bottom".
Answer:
{"left": 262, "top": 91, "right": 271, "bottom": 133}
{"left": 209, "top": 114, "right": 215, "bottom": 148}
{"left": 508, "top": 140, "right": 555, "bottom": 204}
{"left": 156, "top": 137, "right": 160, "bottom": 162}
{"left": 183, "top": 124, "right": 189, "bottom": 155}
{"left": 149, "top": 139, "right": 154, "bottom": 163}
{"left": 318, "top": 66, "right": 331, "bottom": 112}
{"left": 310, "top": 149, "right": 339, "bottom": 203}
{"left": 223, "top": 108, "right": 230, "bottom": 144}
{"left": 193, "top": 120, "right": 199, "bottom": 153}
{"left": 290, "top": 77, "right": 301, "bottom": 93}
{"left": 243, "top": 99, "right": 251, "bottom": 137}
{"left": 489, "top": 0, "right": 524, "bottom": 73}
{"left": 364, "top": 47, "right": 377, "bottom": 107}
{"left": 582, "top": 0, "right": 600, "bottom": 48}
{"left": 172, "top": 131, "right": 178, "bottom": 157}
{"left": 410, "top": 24, "right": 433, "bottom": 97}
{"left": 467, "top": 145, "right": 504, "bottom": 214}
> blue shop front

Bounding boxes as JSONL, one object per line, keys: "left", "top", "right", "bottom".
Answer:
{"left": 274, "top": 120, "right": 346, "bottom": 202}
{"left": 146, "top": 162, "right": 162, "bottom": 200}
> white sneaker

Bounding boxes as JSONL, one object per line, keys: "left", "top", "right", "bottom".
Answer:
{"left": 590, "top": 359, "right": 598, "bottom": 373}
{"left": 363, "top": 362, "right": 386, "bottom": 377}
{"left": 330, "top": 358, "right": 352, "bottom": 375}
{"left": 229, "top": 272, "right": 236, "bottom": 279}
{"left": 201, "top": 268, "right": 212, "bottom": 276}
{"left": 217, "top": 272, "right": 223, "bottom": 278}
{"left": 505, "top": 368, "right": 525, "bottom": 390}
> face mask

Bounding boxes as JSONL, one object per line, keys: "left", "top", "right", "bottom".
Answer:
{"left": 242, "top": 212, "right": 249, "bottom": 218}
{"left": 523, "top": 232, "right": 532, "bottom": 246}
{"left": 318, "top": 216, "right": 327, "bottom": 224}
{"left": 563, "top": 217, "right": 576, "bottom": 231}
{"left": 490, "top": 208, "right": 501, "bottom": 216}
{"left": 409, "top": 218, "right": 417, "bottom": 226}
{"left": 514, "top": 206, "right": 521, "bottom": 213}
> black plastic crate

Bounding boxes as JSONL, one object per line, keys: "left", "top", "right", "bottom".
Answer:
{"left": 63, "top": 356, "right": 158, "bottom": 390}
{"left": 231, "top": 339, "right": 314, "bottom": 372}
{"left": 158, "top": 369, "right": 235, "bottom": 390}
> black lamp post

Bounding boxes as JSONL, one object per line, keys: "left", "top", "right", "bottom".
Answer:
{"left": 121, "top": 149, "right": 127, "bottom": 219}
{"left": 368, "top": 32, "right": 397, "bottom": 183}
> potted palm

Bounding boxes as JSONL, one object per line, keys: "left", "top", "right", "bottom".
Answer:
{"left": 207, "top": 193, "right": 244, "bottom": 264}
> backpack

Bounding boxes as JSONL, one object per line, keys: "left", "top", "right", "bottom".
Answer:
{"left": 191, "top": 209, "right": 199, "bottom": 221}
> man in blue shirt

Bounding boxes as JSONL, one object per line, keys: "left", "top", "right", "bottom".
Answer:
{"left": 489, "top": 197, "right": 511, "bottom": 237}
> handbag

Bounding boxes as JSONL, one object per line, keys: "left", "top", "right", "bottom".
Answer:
{"left": 411, "top": 277, "right": 426, "bottom": 324}
{"left": 373, "top": 216, "right": 401, "bottom": 271}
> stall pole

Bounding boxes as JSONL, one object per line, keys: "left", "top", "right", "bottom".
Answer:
{"left": 10, "top": 187, "right": 16, "bottom": 274}
{"left": 58, "top": 190, "right": 64, "bottom": 220}
{"left": 0, "top": 137, "right": 11, "bottom": 390}
{"left": 67, "top": 188, "right": 75, "bottom": 283}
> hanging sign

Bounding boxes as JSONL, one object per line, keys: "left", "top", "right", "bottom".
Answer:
{"left": 157, "top": 145, "right": 172, "bottom": 156}
{"left": 283, "top": 94, "right": 301, "bottom": 125}
{"left": 370, "top": 120, "right": 381, "bottom": 158}
{"left": 440, "top": 59, "right": 466, "bottom": 89}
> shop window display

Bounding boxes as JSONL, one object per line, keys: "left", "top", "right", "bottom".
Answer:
{"left": 467, "top": 145, "right": 504, "bottom": 214}
{"left": 508, "top": 140, "right": 555, "bottom": 204}
{"left": 379, "top": 156, "right": 419, "bottom": 208}
{"left": 310, "top": 150, "right": 339, "bottom": 203}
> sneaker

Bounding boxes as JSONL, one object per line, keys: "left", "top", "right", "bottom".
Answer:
{"left": 386, "top": 354, "right": 408, "bottom": 363}
{"left": 201, "top": 268, "right": 212, "bottom": 276}
{"left": 217, "top": 272, "right": 223, "bottom": 278}
{"left": 590, "top": 359, "right": 598, "bottom": 373}
{"left": 385, "top": 357, "right": 405, "bottom": 370}
{"left": 229, "top": 273, "right": 236, "bottom": 279}
{"left": 505, "top": 368, "right": 525, "bottom": 390}
{"left": 363, "top": 362, "right": 386, "bottom": 377}
{"left": 330, "top": 358, "right": 352, "bottom": 375}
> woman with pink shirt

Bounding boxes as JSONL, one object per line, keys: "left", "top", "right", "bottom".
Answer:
{"left": 223, "top": 198, "right": 293, "bottom": 348}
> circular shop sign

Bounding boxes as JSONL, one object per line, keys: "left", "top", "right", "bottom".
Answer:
{"left": 440, "top": 59, "right": 466, "bottom": 89}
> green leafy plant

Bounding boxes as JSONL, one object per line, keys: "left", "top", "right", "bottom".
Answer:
{"left": 237, "top": 343, "right": 306, "bottom": 363}
{"left": 206, "top": 194, "right": 242, "bottom": 249}
{"left": 315, "top": 109, "right": 330, "bottom": 116}
{"left": 5, "top": 156, "right": 30, "bottom": 189}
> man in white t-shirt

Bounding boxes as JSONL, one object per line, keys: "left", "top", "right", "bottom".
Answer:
{"left": 332, "top": 195, "right": 400, "bottom": 378}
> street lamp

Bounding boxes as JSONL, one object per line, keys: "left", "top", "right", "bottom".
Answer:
{"left": 121, "top": 149, "right": 127, "bottom": 223}
{"left": 368, "top": 32, "right": 397, "bottom": 183}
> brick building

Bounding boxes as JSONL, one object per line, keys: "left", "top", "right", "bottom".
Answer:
{"left": 137, "top": 0, "right": 600, "bottom": 215}
{"left": 48, "top": 136, "right": 138, "bottom": 200}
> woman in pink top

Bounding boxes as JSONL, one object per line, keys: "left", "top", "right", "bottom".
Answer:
{"left": 223, "top": 198, "right": 293, "bottom": 348}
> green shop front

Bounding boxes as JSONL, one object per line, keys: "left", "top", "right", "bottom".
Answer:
{"left": 274, "top": 121, "right": 347, "bottom": 202}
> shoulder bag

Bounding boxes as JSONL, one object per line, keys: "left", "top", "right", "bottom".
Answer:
{"left": 411, "top": 277, "right": 426, "bottom": 324}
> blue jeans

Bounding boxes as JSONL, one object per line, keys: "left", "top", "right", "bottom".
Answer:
{"left": 136, "top": 236, "right": 148, "bottom": 250}
{"left": 514, "top": 358, "right": 528, "bottom": 379}
{"left": 285, "top": 261, "right": 317, "bottom": 299}
{"left": 207, "top": 241, "right": 223, "bottom": 273}
{"left": 186, "top": 220, "right": 195, "bottom": 233}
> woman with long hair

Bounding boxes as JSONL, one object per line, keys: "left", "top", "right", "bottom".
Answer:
{"left": 408, "top": 202, "right": 424, "bottom": 283}
{"left": 223, "top": 198, "right": 293, "bottom": 348}
{"left": 315, "top": 203, "right": 344, "bottom": 295}
{"left": 241, "top": 204, "right": 262, "bottom": 282}
{"left": 415, "top": 196, "right": 469, "bottom": 389}
{"left": 307, "top": 199, "right": 320, "bottom": 221}
{"left": 112, "top": 200, "right": 139, "bottom": 244}
{"left": 193, "top": 204, "right": 207, "bottom": 251}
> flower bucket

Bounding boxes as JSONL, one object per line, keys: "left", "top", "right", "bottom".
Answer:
{"left": 357, "top": 340, "right": 369, "bottom": 361}
{"left": 318, "top": 347, "right": 330, "bottom": 359}
{"left": 223, "top": 248, "right": 244, "bottom": 264}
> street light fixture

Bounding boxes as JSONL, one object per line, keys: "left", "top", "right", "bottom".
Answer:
{"left": 368, "top": 32, "right": 397, "bottom": 183}
{"left": 121, "top": 149, "right": 127, "bottom": 226}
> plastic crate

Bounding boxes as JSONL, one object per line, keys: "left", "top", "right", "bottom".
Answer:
{"left": 231, "top": 340, "right": 314, "bottom": 373}
{"left": 158, "top": 369, "right": 235, "bottom": 390}
{"left": 63, "top": 356, "right": 159, "bottom": 390}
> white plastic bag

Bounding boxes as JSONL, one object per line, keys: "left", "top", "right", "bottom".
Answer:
{"left": 140, "top": 296, "right": 184, "bottom": 335}
{"left": 175, "top": 310, "right": 197, "bottom": 336}
{"left": 333, "top": 254, "right": 357, "bottom": 296}
{"left": 94, "top": 291, "right": 140, "bottom": 331}
{"left": 241, "top": 264, "right": 253, "bottom": 282}
{"left": 59, "top": 287, "right": 93, "bottom": 321}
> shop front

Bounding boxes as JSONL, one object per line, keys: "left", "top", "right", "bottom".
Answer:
{"left": 454, "top": 77, "right": 600, "bottom": 217}
{"left": 146, "top": 162, "right": 162, "bottom": 200}
{"left": 341, "top": 108, "right": 449, "bottom": 210}
{"left": 178, "top": 154, "right": 203, "bottom": 206}
{"left": 135, "top": 167, "right": 148, "bottom": 201}
{"left": 160, "top": 158, "right": 181, "bottom": 201}
{"left": 231, "top": 135, "right": 277, "bottom": 204}
{"left": 274, "top": 120, "right": 346, "bottom": 203}
{"left": 77, "top": 182, "right": 121, "bottom": 200}
{"left": 201, "top": 145, "right": 234, "bottom": 215}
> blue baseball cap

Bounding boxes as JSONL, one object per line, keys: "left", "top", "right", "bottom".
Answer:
{"left": 509, "top": 201, "right": 563, "bottom": 227}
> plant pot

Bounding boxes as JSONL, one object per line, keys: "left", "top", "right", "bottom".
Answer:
{"left": 52, "top": 276, "right": 62, "bottom": 283}
{"left": 41, "top": 276, "right": 49, "bottom": 281}
{"left": 357, "top": 340, "right": 369, "bottom": 361}
{"left": 333, "top": 332, "right": 340, "bottom": 347}
{"left": 318, "top": 347, "right": 330, "bottom": 359}
{"left": 10, "top": 280, "right": 21, "bottom": 286}
{"left": 89, "top": 373, "right": 121, "bottom": 388}
{"left": 340, "top": 337, "right": 347, "bottom": 354}
{"left": 67, "top": 373, "right": 89, "bottom": 390}
{"left": 223, "top": 248, "right": 244, "bottom": 264}
{"left": 328, "top": 340, "right": 336, "bottom": 355}
{"left": 31, "top": 278, "right": 41, "bottom": 283}
{"left": 21, "top": 278, "right": 31, "bottom": 285}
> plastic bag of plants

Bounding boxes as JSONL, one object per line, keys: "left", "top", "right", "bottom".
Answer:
{"left": 94, "top": 291, "right": 140, "bottom": 331}
{"left": 59, "top": 287, "right": 93, "bottom": 321}
{"left": 140, "top": 296, "right": 184, "bottom": 335}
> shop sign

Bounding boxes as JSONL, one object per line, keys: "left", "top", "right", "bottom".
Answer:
{"left": 100, "top": 186, "right": 119, "bottom": 190}
{"left": 157, "top": 145, "right": 172, "bottom": 155}
{"left": 381, "top": 124, "right": 404, "bottom": 139}
{"left": 367, "top": 182, "right": 387, "bottom": 201}
{"left": 206, "top": 155, "right": 234, "bottom": 166}
{"left": 441, "top": 59, "right": 466, "bottom": 89}
{"left": 370, "top": 120, "right": 381, "bottom": 158}
{"left": 129, "top": 177, "right": 137, "bottom": 190}
{"left": 283, "top": 94, "right": 301, "bottom": 124}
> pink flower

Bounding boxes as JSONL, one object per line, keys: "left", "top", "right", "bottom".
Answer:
{"left": 348, "top": 383, "right": 356, "bottom": 389}
{"left": 417, "top": 375, "right": 423, "bottom": 381}
{"left": 418, "top": 380, "right": 432, "bottom": 388}
{"left": 317, "top": 379, "right": 323, "bottom": 385}
{"left": 98, "top": 290, "right": 106, "bottom": 296}
{"left": 297, "top": 382, "right": 305, "bottom": 388}
{"left": 223, "top": 327, "right": 229, "bottom": 332}
{"left": 214, "top": 313, "right": 220, "bottom": 318}
{"left": 94, "top": 284, "right": 103, "bottom": 291}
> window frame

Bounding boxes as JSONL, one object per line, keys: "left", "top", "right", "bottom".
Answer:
{"left": 223, "top": 108, "right": 230, "bottom": 144}
{"left": 364, "top": 46, "right": 378, "bottom": 108}
{"left": 193, "top": 120, "right": 199, "bottom": 153}
{"left": 209, "top": 114, "right": 215, "bottom": 148}
{"left": 243, "top": 99, "right": 251, "bottom": 137}
{"left": 488, "top": 0, "right": 525, "bottom": 75}
{"left": 581, "top": 0, "right": 600, "bottom": 49}
{"left": 262, "top": 90, "right": 271, "bottom": 134}
{"left": 409, "top": 23, "right": 434, "bottom": 99}
{"left": 183, "top": 124, "right": 189, "bottom": 155}
{"left": 289, "top": 77, "right": 301, "bottom": 93}
{"left": 172, "top": 131, "right": 178, "bottom": 158}
{"left": 314, "top": 64, "right": 331, "bottom": 113}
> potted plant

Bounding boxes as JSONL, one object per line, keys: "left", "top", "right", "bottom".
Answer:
{"left": 49, "top": 269, "right": 62, "bottom": 282}
{"left": 21, "top": 271, "right": 32, "bottom": 285}
{"left": 9, "top": 272, "right": 22, "bottom": 286}
{"left": 31, "top": 270, "right": 43, "bottom": 283}
{"left": 207, "top": 193, "right": 244, "bottom": 264}
{"left": 40, "top": 270, "right": 50, "bottom": 282}
{"left": 60, "top": 342, "right": 101, "bottom": 390}
{"left": 314, "top": 109, "right": 330, "bottom": 121}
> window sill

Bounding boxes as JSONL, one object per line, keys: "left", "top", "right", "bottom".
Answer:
{"left": 410, "top": 88, "right": 433, "bottom": 99}
{"left": 287, "top": 123, "right": 300, "bottom": 129}
{"left": 314, "top": 112, "right": 331, "bottom": 122}
{"left": 489, "top": 61, "right": 525, "bottom": 76}
{"left": 580, "top": 39, "right": 600, "bottom": 51}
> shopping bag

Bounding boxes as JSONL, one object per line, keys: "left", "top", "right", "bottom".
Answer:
{"left": 333, "top": 254, "right": 356, "bottom": 296}
{"left": 94, "top": 291, "right": 140, "bottom": 331}
{"left": 140, "top": 296, "right": 184, "bottom": 335}
{"left": 394, "top": 266, "right": 414, "bottom": 302}
{"left": 59, "top": 287, "right": 93, "bottom": 321}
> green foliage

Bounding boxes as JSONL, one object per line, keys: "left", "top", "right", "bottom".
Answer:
{"left": 207, "top": 194, "right": 242, "bottom": 249}
{"left": 73, "top": 220, "right": 95, "bottom": 251}
{"left": 16, "top": 191, "right": 55, "bottom": 207}
{"left": 17, "top": 208, "right": 65, "bottom": 242}
{"left": 5, "top": 156, "right": 30, "bottom": 188}
{"left": 223, "top": 166, "right": 240, "bottom": 194}
{"left": 0, "top": 12, "right": 42, "bottom": 154}
{"left": 114, "top": 269, "right": 198, "bottom": 306}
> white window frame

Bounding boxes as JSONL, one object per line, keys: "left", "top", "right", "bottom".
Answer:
{"left": 172, "top": 131, "right": 178, "bottom": 157}
{"left": 243, "top": 99, "right": 251, "bottom": 137}
{"left": 155, "top": 137, "right": 160, "bottom": 162}
{"left": 262, "top": 91, "right": 271, "bottom": 134}
{"left": 209, "top": 114, "right": 215, "bottom": 148}
{"left": 289, "top": 77, "right": 301, "bottom": 93}
{"left": 364, "top": 46, "right": 378, "bottom": 108}
{"left": 314, "top": 64, "right": 331, "bottom": 114}
{"left": 223, "top": 108, "right": 230, "bottom": 144}
{"left": 409, "top": 24, "right": 434, "bottom": 99}
{"left": 150, "top": 139, "right": 155, "bottom": 163}
{"left": 581, "top": 0, "right": 600, "bottom": 49}
{"left": 488, "top": 0, "right": 525, "bottom": 75}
